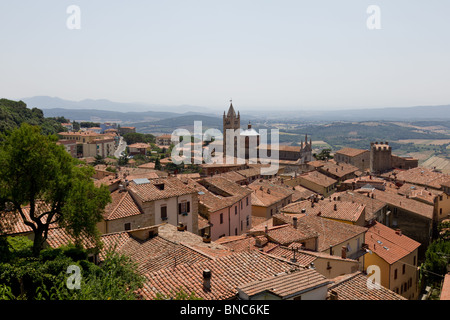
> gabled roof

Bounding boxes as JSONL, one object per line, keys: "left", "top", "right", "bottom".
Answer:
{"left": 139, "top": 250, "right": 304, "bottom": 300}
{"left": 238, "top": 268, "right": 332, "bottom": 299}
{"left": 335, "top": 147, "right": 369, "bottom": 157}
{"left": 300, "top": 171, "right": 337, "bottom": 188}
{"left": 393, "top": 167, "right": 450, "bottom": 190}
{"left": 274, "top": 214, "right": 367, "bottom": 252}
{"left": 128, "top": 177, "right": 197, "bottom": 202}
{"left": 329, "top": 271, "right": 406, "bottom": 300}
{"left": 365, "top": 221, "right": 420, "bottom": 265}
{"left": 363, "top": 189, "right": 434, "bottom": 220}
{"left": 248, "top": 181, "right": 294, "bottom": 207}
{"left": 330, "top": 191, "right": 387, "bottom": 222}
{"left": 103, "top": 190, "right": 142, "bottom": 221}
{"left": 281, "top": 199, "right": 365, "bottom": 223}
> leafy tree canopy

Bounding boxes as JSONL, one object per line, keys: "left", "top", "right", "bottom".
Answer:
{"left": 0, "top": 98, "right": 65, "bottom": 136}
{"left": 0, "top": 123, "right": 111, "bottom": 256}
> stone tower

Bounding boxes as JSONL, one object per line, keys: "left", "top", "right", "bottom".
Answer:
{"left": 223, "top": 101, "right": 240, "bottom": 158}
{"left": 370, "top": 141, "right": 392, "bottom": 173}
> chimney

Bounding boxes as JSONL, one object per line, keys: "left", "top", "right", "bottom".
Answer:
{"left": 341, "top": 246, "right": 347, "bottom": 259}
{"left": 334, "top": 203, "right": 337, "bottom": 211}
{"left": 293, "top": 216, "right": 298, "bottom": 229}
{"left": 203, "top": 269, "right": 211, "bottom": 291}
{"left": 329, "top": 290, "right": 339, "bottom": 300}
{"left": 395, "top": 229, "right": 402, "bottom": 236}
{"left": 265, "top": 225, "right": 268, "bottom": 234}
{"left": 329, "top": 245, "right": 333, "bottom": 255}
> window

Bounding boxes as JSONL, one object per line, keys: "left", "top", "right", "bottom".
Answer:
{"left": 220, "top": 213, "right": 223, "bottom": 224}
{"left": 413, "top": 256, "right": 416, "bottom": 266}
{"left": 394, "top": 269, "right": 398, "bottom": 279}
{"left": 124, "top": 223, "right": 131, "bottom": 231}
{"left": 235, "top": 228, "right": 238, "bottom": 235}
{"left": 270, "top": 209, "right": 273, "bottom": 216}
{"left": 241, "top": 201, "right": 243, "bottom": 209}
{"left": 246, "top": 216, "right": 249, "bottom": 227}
{"left": 161, "top": 205, "right": 167, "bottom": 221}
{"left": 179, "top": 201, "right": 190, "bottom": 215}
{"left": 246, "top": 197, "right": 249, "bottom": 206}
{"left": 235, "top": 206, "right": 238, "bottom": 215}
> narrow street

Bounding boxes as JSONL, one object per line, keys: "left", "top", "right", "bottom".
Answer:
{"left": 114, "top": 136, "right": 127, "bottom": 158}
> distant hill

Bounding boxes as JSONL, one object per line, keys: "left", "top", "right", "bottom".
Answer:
{"left": 0, "top": 98, "right": 64, "bottom": 135}
{"left": 256, "top": 105, "right": 450, "bottom": 121}
{"left": 41, "top": 108, "right": 183, "bottom": 123}
{"left": 23, "top": 96, "right": 213, "bottom": 114}
{"left": 131, "top": 114, "right": 225, "bottom": 134}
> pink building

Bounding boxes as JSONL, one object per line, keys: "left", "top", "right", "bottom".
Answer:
{"left": 179, "top": 176, "right": 252, "bottom": 241}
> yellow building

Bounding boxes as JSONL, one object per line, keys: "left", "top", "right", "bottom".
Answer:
{"left": 364, "top": 221, "right": 421, "bottom": 300}
{"left": 298, "top": 170, "right": 337, "bottom": 197}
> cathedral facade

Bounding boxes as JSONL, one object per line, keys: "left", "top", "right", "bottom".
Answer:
{"left": 222, "top": 102, "right": 312, "bottom": 163}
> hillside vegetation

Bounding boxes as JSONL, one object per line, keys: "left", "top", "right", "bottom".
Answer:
{"left": 0, "top": 99, "right": 64, "bottom": 135}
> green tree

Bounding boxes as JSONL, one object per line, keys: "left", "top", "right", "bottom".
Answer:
{"left": 0, "top": 124, "right": 111, "bottom": 257}
{"left": 154, "top": 156, "right": 161, "bottom": 171}
{"left": 313, "top": 148, "right": 333, "bottom": 161}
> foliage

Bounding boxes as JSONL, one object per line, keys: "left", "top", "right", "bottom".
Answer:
{"left": 0, "top": 99, "right": 65, "bottom": 136}
{"left": 313, "top": 148, "right": 333, "bottom": 160}
{"left": 155, "top": 287, "right": 203, "bottom": 300}
{"left": 420, "top": 238, "right": 450, "bottom": 285}
{"left": 0, "top": 123, "right": 111, "bottom": 256}
{"left": 118, "top": 154, "right": 129, "bottom": 166}
{"left": 93, "top": 154, "right": 106, "bottom": 166}
{"left": 79, "top": 122, "right": 100, "bottom": 128}
{"left": 122, "top": 132, "right": 155, "bottom": 145}
{"left": 105, "top": 166, "right": 117, "bottom": 173}
{"left": 0, "top": 243, "right": 144, "bottom": 300}
{"left": 154, "top": 156, "right": 161, "bottom": 171}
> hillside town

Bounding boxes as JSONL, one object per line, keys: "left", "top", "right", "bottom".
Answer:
{"left": 2, "top": 102, "right": 449, "bottom": 301}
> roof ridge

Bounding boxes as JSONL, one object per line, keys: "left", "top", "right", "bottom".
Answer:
{"left": 107, "top": 191, "right": 129, "bottom": 219}
{"left": 179, "top": 242, "right": 222, "bottom": 260}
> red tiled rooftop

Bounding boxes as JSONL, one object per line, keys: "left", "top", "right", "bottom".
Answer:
{"left": 365, "top": 221, "right": 420, "bottom": 265}
{"left": 329, "top": 271, "right": 406, "bottom": 300}
{"left": 139, "top": 250, "right": 304, "bottom": 300}
{"left": 335, "top": 147, "right": 369, "bottom": 157}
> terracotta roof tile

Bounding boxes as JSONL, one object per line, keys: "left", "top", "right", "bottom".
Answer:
{"left": 129, "top": 177, "right": 197, "bottom": 202}
{"left": 335, "top": 148, "right": 369, "bottom": 157}
{"left": 300, "top": 171, "right": 337, "bottom": 187}
{"left": 330, "top": 191, "right": 387, "bottom": 222}
{"left": 365, "top": 221, "right": 420, "bottom": 265}
{"left": 274, "top": 214, "right": 367, "bottom": 252}
{"left": 362, "top": 189, "right": 434, "bottom": 220}
{"left": 248, "top": 181, "right": 294, "bottom": 207}
{"left": 281, "top": 199, "right": 365, "bottom": 223}
{"left": 440, "top": 274, "right": 450, "bottom": 300}
{"left": 238, "top": 268, "right": 331, "bottom": 299}
{"left": 329, "top": 271, "right": 406, "bottom": 300}
{"left": 139, "top": 251, "right": 304, "bottom": 300}
{"left": 103, "top": 190, "right": 142, "bottom": 220}
{"left": 393, "top": 167, "right": 450, "bottom": 190}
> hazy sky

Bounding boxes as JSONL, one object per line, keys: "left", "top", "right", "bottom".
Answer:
{"left": 1, "top": 0, "right": 450, "bottom": 111}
